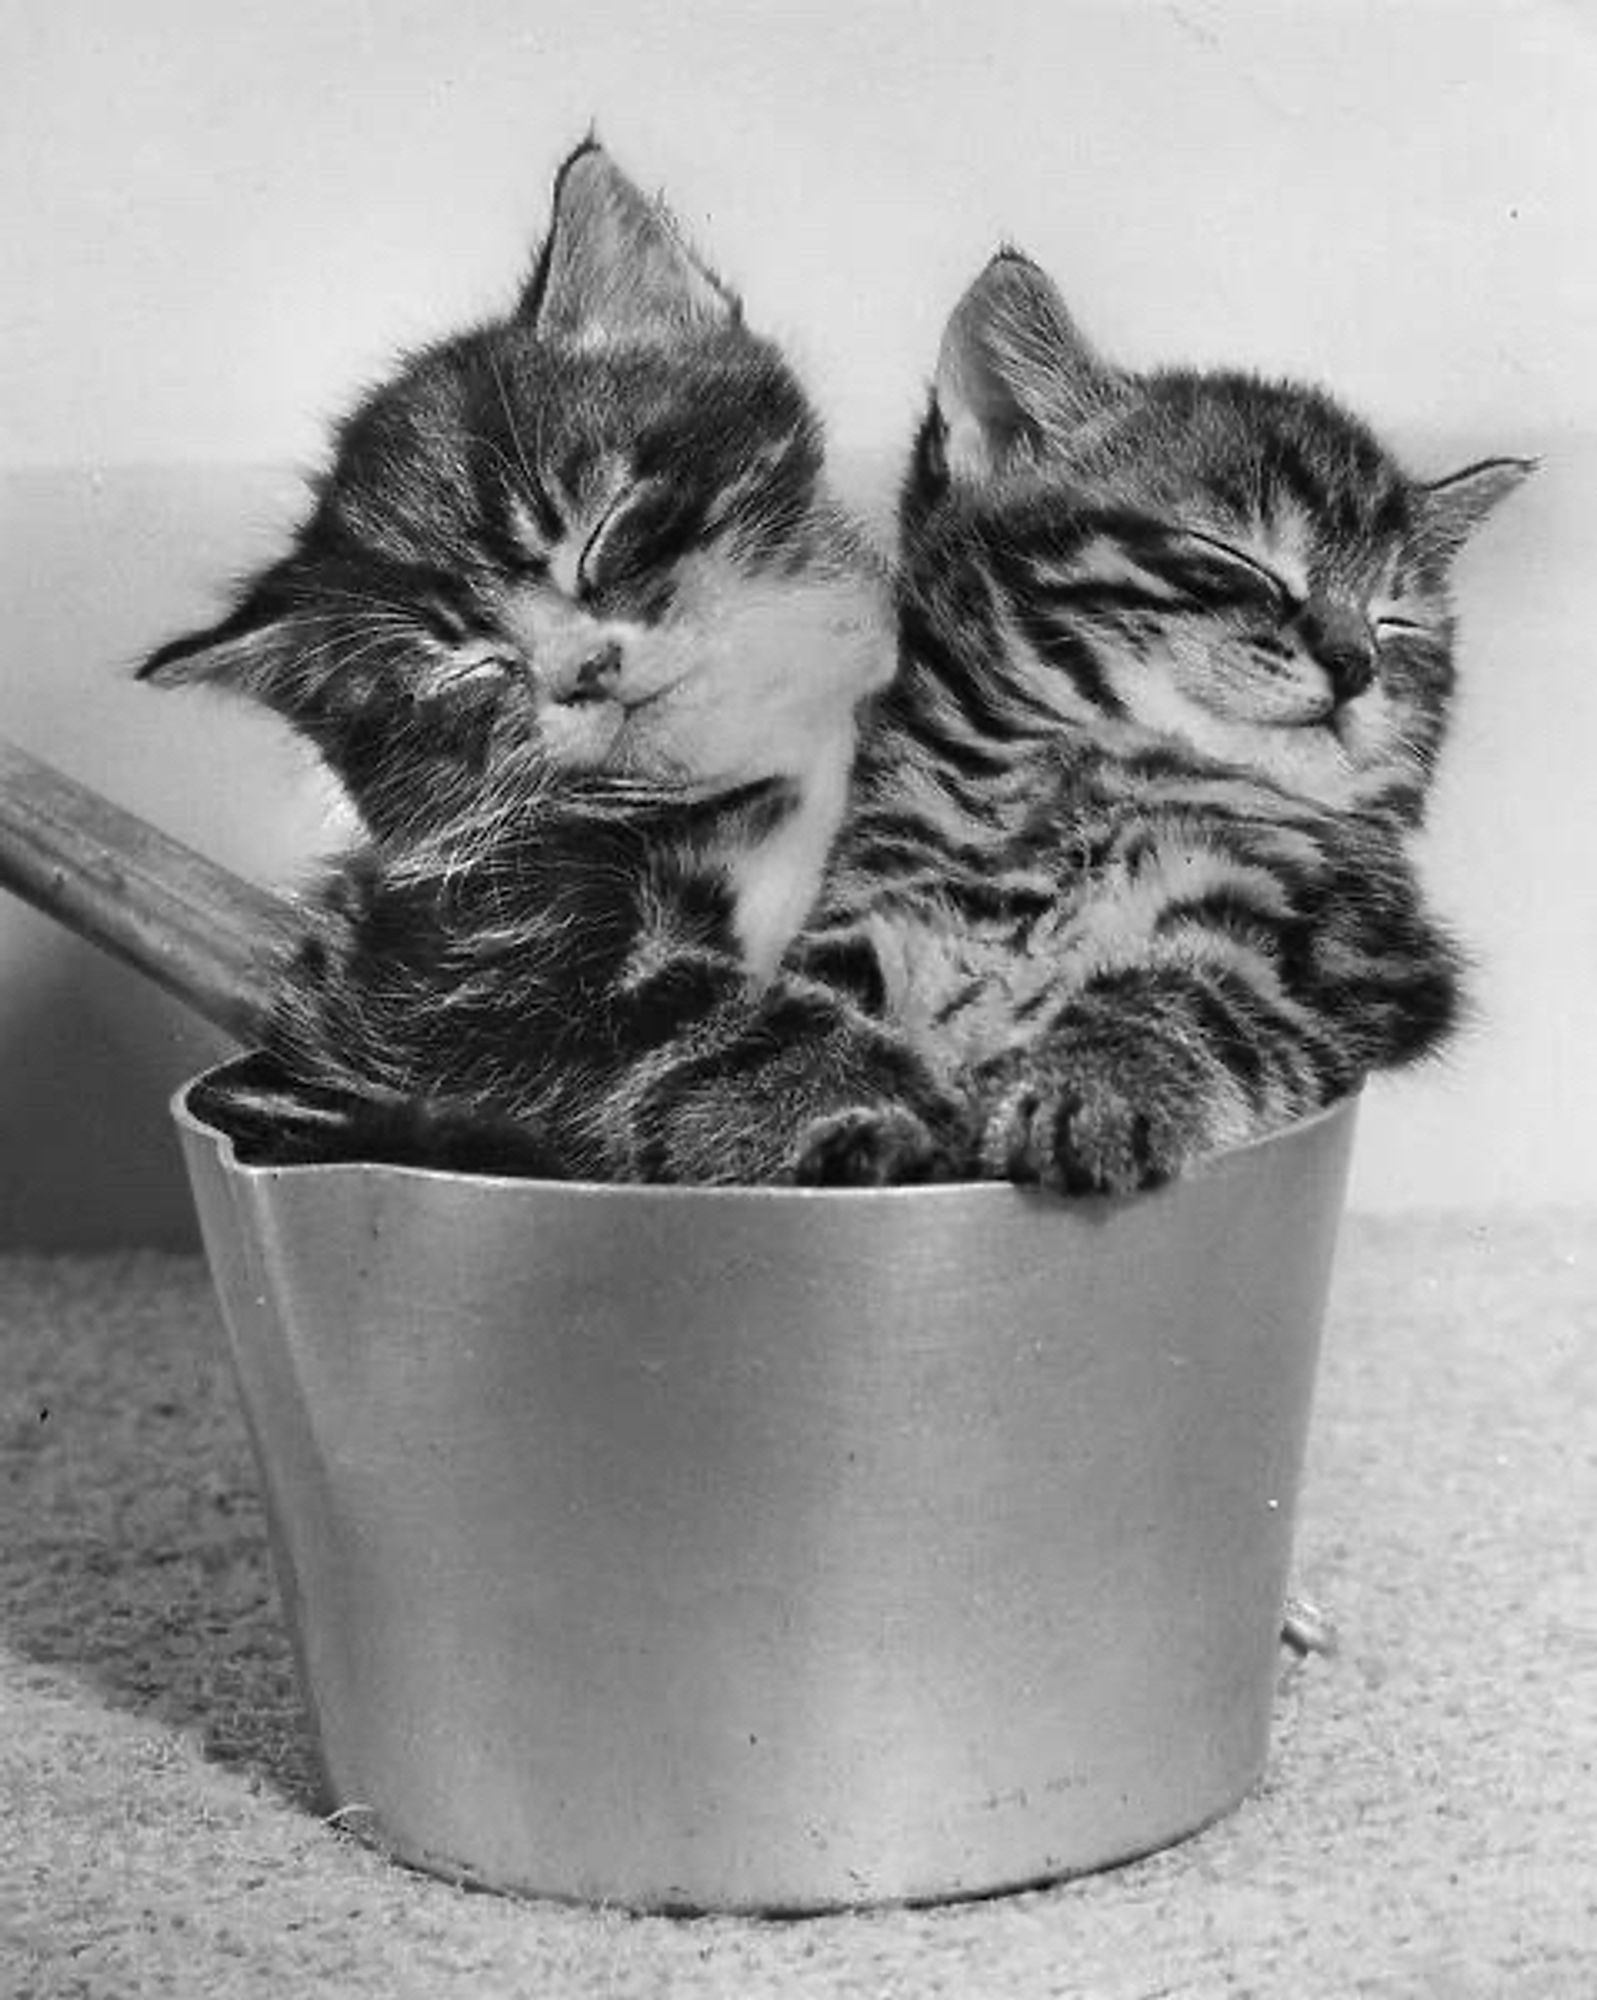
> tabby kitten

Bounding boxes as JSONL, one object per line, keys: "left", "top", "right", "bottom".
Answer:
{"left": 147, "top": 141, "right": 961, "bottom": 1183}
{"left": 139, "top": 141, "right": 878, "bottom": 869}
{"left": 792, "top": 251, "right": 1530, "bottom": 1192}
{"left": 244, "top": 749, "right": 963, "bottom": 1185}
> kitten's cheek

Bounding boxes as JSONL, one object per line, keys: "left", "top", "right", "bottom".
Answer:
{"left": 412, "top": 667, "right": 517, "bottom": 766}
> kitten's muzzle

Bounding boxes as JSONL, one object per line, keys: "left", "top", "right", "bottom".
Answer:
{"left": 1291, "top": 599, "right": 1376, "bottom": 705}
{"left": 545, "top": 640, "right": 625, "bottom": 706}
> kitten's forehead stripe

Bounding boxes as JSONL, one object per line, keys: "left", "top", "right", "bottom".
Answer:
{"left": 506, "top": 494, "right": 553, "bottom": 559}
{"left": 548, "top": 535, "right": 584, "bottom": 601}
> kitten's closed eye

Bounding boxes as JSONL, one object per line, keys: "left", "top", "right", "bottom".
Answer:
{"left": 515, "top": 478, "right": 688, "bottom": 622}
{"left": 1175, "top": 531, "right": 1295, "bottom": 607}
{"left": 135, "top": 135, "right": 889, "bottom": 846}
{"left": 1186, "top": 539, "right": 1438, "bottom": 655}
{"left": 577, "top": 484, "right": 700, "bottom": 614}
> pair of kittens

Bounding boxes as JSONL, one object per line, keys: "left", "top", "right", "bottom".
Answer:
{"left": 142, "top": 141, "right": 1528, "bottom": 1192}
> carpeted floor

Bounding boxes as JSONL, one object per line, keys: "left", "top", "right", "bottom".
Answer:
{"left": 2, "top": 1214, "right": 1592, "bottom": 1998}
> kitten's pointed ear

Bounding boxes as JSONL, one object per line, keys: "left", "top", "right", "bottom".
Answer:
{"left": 520, "top": 139, "right": 738, "bottom": 345}
{"left": 931, "top": 250, "right": 1113, "bottom": 481}
{"left": 1417, "top": 456, "right": 1536, "bottom": 559}
{"left": 135, "top": 592, "right": 290, "bottom": 691}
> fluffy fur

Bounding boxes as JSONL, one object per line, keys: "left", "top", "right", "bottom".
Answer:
{"left": 152, "top": 180, "right": 1526, "bottom": 1192}
{"left": 790, "top": 252, "right": 1530, "bottom": 1191}
{"left": 140, "top": 143, "right": 886, "bottom": 852}
{"left": 156, "top": 144, "right": 962, "bottom": 1183}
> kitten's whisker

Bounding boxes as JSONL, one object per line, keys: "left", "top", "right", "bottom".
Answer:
{"left": 284, "top": 610, "right": 423, "bottom": 649}
{"left": 484, "top": 352, "right": 546, "bottom": 512}
{"left": 429, "top": 423, "right": 537, "bottom": 503}
{"left": 294, "top": 588, "right": 415, "bottom": 616}
{"left": 283, "top": 628, "right": 395, "bottom": 677}
{"left": 288, "top": 628, "right": 423, "bottom": 691}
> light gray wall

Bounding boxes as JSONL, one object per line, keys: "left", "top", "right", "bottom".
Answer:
{"left": 3, "top": 2, "right": 1593, "bottom": 1241}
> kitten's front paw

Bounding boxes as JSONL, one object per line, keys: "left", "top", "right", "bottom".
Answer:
{"left": 788, "top": 1105, "right": 952, "bottom": 1187}
{"left": 190, "top": 1069, "right": 364, "bottom": 1167}
{"left": 976, "top": 1064, "right": 1213, "bottom": 1197}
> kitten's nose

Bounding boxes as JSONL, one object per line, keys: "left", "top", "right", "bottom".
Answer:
{"left": 550, "top": 640, "right": 624, "bottom": 704}
{"left": 1295, "top": 600, "right": 1375, "bottom": 704}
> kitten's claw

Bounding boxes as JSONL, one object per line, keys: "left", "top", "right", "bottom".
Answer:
{"left": 789, "top": 1105, "right": 949, "bottom": 1187}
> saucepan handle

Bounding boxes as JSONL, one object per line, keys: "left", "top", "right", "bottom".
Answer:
{"left": 0, "top": 736, "right": 297, "bottom": 1044}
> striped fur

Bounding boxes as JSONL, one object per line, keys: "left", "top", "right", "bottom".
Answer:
{"left": 138, "top": 141, "right": 884, "bottom": 847}
{"left": 158, "top": 199, "right": 1527, "bottom": 1191}
{"left": 164, "top": 144, "right": 961, "bottom": 1183}
{"left": 793, "top": 253, "right": 1529, "bottom": 1192}
{"left": 212, "top": 760, "right": 961, "bottom": 1184}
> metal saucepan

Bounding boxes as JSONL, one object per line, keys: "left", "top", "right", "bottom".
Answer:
{"left": 0, "top": 737, "right": 1353, "bottom": 1909}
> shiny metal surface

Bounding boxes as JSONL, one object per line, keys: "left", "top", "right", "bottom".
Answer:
{"left": 0, "top": 736, "right": 291, "bottom": 1042}
{"left": 175, "top": 1065, "right": 1356, "bottom": 1912}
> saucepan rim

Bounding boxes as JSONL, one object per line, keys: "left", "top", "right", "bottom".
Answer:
{"left": 173, "top": 1057, "right": 1360, "bottom": 1208}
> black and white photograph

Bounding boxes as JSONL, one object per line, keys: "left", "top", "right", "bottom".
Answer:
{"left": 2, "top": 4, "right": 1591, "bottom": 1994}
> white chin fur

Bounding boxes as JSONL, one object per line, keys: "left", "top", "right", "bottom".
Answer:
{"left": 613, "top": 559, "right": 894, "bottom": 790}
{"left": 521, "top": 549, "right": 893, "bottom": 792}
